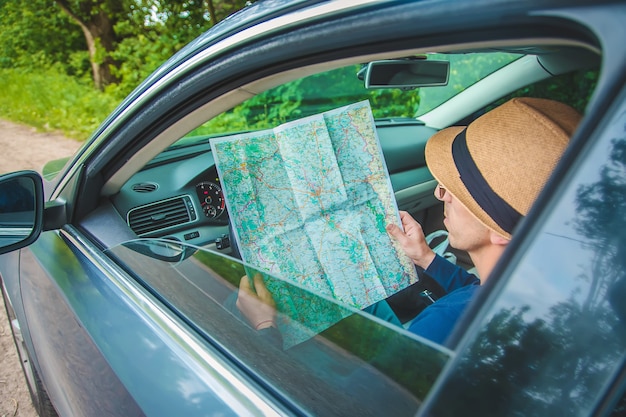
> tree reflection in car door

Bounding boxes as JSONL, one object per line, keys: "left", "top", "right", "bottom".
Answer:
{"left": 426, "top": 121, "right": 626, "bottom": 417}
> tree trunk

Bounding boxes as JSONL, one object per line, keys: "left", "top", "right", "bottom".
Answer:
{"left": 55, "top": 0, "right": 118, "bottom": 90}
{"left": 207, "top": 0, "right": 217, "bottom": 26}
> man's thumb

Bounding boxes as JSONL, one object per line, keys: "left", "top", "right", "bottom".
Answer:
{"left": 386, "top": 223, "right": 401, "bottom": 239}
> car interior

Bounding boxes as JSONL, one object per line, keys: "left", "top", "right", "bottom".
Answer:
{"left": 77, "top": 40, "right": 599, "bottom": 323}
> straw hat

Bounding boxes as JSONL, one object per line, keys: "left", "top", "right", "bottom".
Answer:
{"left": 425, "top": 97, "right": 581, "bottom": 239}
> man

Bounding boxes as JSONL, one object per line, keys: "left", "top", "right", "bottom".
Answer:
{"left": 238, "top": 97, "right": 582, "bottom": 345}
{"left": 386, "top": 96, "right": 581, "bottom": 343}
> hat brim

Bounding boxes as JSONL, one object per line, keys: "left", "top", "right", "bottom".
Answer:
{"left": 425, "top": 126, "right": 511, "bottom": 239}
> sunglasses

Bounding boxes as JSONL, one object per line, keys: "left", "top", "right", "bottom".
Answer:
{"left": 435, "top": 183, "right": 448, "bottom": 200}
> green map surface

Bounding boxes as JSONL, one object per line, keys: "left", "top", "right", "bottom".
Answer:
{"left": 211, "top": 101, "right": 418, "bottom": 347}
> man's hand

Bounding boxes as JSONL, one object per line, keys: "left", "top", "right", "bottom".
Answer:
{"left": 386, "top": 210, "right": 436, "bottom": 270}
{"left": 236, "top": 273, "right": 277, "bottom": 330}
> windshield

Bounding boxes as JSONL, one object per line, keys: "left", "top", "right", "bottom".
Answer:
{"left": 170, "top": 52, "right": 521, "bottom": 149}
{"left": 414, "top": 53, "right": 522, "bottom": 115}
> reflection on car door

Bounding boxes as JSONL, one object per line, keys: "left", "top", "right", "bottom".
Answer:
{"left": 106, "top": 238, "right": 453, "bottom": 416}
{"left": 19, "top": 232, "right": 144, "bottom": 416}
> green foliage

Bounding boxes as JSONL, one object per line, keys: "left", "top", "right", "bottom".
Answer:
{"left": 0, "top": 1, "right": 600, "bottom": 141}
{"left": 501, "top": 69, "right": 599, "bottom": 113}
{"left": 0, "top": 0, "right": 250, "bottom": 98}
{"left": 109, "top": 0, "right": 213, "bottom": 97}
{"left": 0, "top": 0, "right": 253, "bottom": 135}
{"left": 189, "top": 65, "right": 422, "bottom": 137}
{"left": 240, "top": 66, "right": 420, "bottom": 125}
{"left": 416, "top": 53, "right": 521, "bottom": 115}
{"left": 0, "top": 0, "right": 88, "bottom": 74}
{"left": 0, "top": 68, "right": 119, "bottom": 139}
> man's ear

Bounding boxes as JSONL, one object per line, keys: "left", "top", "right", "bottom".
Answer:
{"left": 489, "top": 231, "right": 510, "bottom": 246}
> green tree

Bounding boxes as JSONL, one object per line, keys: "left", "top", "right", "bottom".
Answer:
{"left": 0, "top": 0, "right": 87, "bottom": 74}
{"left": 54, "top": 0, "right": 249, "bottom": 92}
{"left": 54, "top": 0, "right": 126, "bottom": 90}
{"left": 0, "top": 0, "right": 250, "bottom": 92}
{"left": 109, "top": 0, "right": 248, "bottom": 97}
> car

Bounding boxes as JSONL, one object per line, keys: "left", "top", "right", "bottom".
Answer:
{"left": 1, "top": 0, "right": 625, "bottom": 415}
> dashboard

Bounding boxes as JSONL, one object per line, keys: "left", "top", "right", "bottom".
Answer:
{"left": 195, "top": 179, "right": 226, "bottom": 220}
{"left": 112, "top": 145, "right": 230, "bottom": 248}
{"left": 110, "top": 122, "right": 439, "bottom": 250}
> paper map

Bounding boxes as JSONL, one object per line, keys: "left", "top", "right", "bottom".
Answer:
{"left": 211, "top": 100, "right": 418, "bottom": 347}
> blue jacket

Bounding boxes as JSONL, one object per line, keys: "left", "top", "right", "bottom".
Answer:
{"left": 407, "top": 255, "right": 480, "bottom": 344}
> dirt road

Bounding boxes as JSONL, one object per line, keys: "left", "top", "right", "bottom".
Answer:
{"left": 0, "top": 119, "right": 81, "bottom": 417}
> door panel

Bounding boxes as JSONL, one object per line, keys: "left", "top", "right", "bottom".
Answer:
{"left": 20, "top": 232, "right": 145, "bottom": 416}
{"left": 20, "top": 229, "right": 261, "bottom": 416}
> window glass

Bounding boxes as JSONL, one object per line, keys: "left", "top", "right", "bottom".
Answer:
{"left": 424, "top": 97, "right": 626, "bottom": 416}
{"left": 415, "top": 53, "right": 521, "bottom": 116}
{"left": 491, "top": 68, "right": 599, "bottom": 114}
{"left": 610, "top": 391, "right": 626, "bottom": 417}
{"left": 185, "top": 64, "right": 421, "bottom": 139}
{"left": 169, "top": 52, "right": 520, "bottom": 149}
{"left": 105, "top": 239, "right": 452, "bottom": 416}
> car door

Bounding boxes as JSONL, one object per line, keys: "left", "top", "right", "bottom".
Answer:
{"left": 418, "top": 6, "right": 626, "bottom": 416}
{"left": 421, "top": 87, "right": 626, "bottom": 417}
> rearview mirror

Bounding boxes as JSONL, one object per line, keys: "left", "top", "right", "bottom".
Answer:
{"left": 363, "top": 59, "right": 449, "bottom": 90}
{"left": 0, "top": 171, "right": 44, "bottom": 255}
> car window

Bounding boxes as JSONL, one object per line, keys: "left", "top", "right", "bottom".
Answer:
{"left": 610, "top": 392, "right": 626, "bottom": 417}
{"left": 414, "top": 52, "right": 522, "bottom": 116}
{"left": 491, "top": 68, "right": 599, "bottom": 115}
{"left": 105, "top": 239, "right": 451, "bottom": 415}
{"left": 422, "top": 92, "right": 626, "bottom": 416}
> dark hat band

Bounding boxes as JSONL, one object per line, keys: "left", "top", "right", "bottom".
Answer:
{"left": 451, "top": 128, "right": 522, "bottom": 234}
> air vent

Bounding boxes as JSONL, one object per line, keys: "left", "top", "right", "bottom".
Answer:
{"left": 131, "top": 182, "right": 158, "bottom": 193}
{"left": 128, "top": 196, "right": 196, "bottom": 236}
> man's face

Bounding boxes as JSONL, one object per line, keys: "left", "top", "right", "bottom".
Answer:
{"left": 435, "top": 184, "right": 491, "bottom": 253}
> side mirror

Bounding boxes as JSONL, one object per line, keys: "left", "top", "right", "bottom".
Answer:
{"left": 362, "top": 59, "right": 449, "bottom": 90}
{"left": 0, "top": 171, "right": 44, "bottom": 255}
